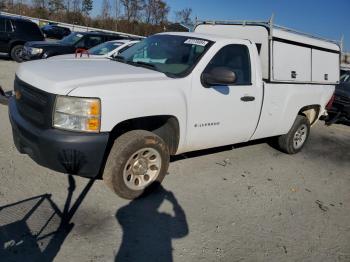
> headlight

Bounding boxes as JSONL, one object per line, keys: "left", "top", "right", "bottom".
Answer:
{"left": 29, "top": 47, "right": 43, "bottom": 55}
{"left": 53, "top": 96, "right": 101, "bottom": 132}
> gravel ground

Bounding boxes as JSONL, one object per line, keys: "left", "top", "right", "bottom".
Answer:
{"left": 0, "top": 59, "right": 349, "bottom": 262}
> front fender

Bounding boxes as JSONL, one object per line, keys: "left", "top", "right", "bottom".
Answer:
{"left": 69, "top": 78, "right": 190, "bottom": 152}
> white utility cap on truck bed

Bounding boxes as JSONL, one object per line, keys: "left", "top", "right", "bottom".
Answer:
{"left": 195, "top": 19, "right": 340, "bottom": 84}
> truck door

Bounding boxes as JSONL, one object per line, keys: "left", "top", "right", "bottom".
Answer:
{"left": 187, "top": 44, "right": 263, "bottom": 151}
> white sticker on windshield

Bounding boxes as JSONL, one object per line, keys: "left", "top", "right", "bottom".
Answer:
{"left": 77, "top": 34, "right": 83, "bottom": 37}
{"left": 184, "top": 39, "right": 208, "bottom": 46}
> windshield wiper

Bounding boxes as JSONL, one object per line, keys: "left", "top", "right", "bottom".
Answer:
{"left": 134, "top": 61, "right": 156, "bottom": 69}
{"left": 125, "top": 60, "right": 158, "bottom": 71}
{"left": 110, "top": 57, "right": 175, "bottom": 78}
{"left": 109, "top": 55, "right": 125, "bottom": 62}
{"left": 109, "top": 57, "right": 159, "bottom": 72}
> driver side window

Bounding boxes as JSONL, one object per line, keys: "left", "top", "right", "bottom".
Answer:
{"left": 205, "top": 44, "right": 251, "bottom": 85}
{"left": 77, "top": 36, "right": 103, "bottom": 49}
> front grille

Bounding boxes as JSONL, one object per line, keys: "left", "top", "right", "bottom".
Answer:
{"left": 14, "top": 76, "right": 56, "bottom": 128}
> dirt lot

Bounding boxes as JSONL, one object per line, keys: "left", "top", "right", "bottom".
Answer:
{"left": 0, "top": 59, "right": 349, "bottom": 262}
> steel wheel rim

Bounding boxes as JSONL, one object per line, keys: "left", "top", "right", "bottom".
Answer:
{"left": 293, "top": 124, "right": 308, "bottom": 149}
{"left": 15, "top": 47, "right": 23, "bottom": 58}
{"left": 123, "top": 147, "right": 162, "bottom": 191}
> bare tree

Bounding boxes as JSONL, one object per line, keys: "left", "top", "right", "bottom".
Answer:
{"left": 65, "top": 0, "right": 71, "bottom": 11}
{"left": 48, "top": 0, "right": 64, "bottom": 13}
{"left": 121, "top": 0, "right": 144, "bottom": 22}
{"left": 71, "top": 0, "right": 81, "bottom": 13}
{"left": 144, "top": 0, "right": 153, "bottom": 23}
{"left": 144, "top": 0, "right": 169, "bottom": 24}
{"left": 101, "top": 0, "right": 111, "bottom": 18}
{"left": 2, "top": 0, "right": 179, "bottom": 36}
{"left": 81, "top": 0, "right": 92, "bottom": 16}
{"left": 114, "top": 0, "right": 121, "bottom": 19}
{"left": 153, "top": 0, "right": 169, "bottom": 24}
{"left": 113, "top": 0, "right": 121, "bottom": 30}
{"left": 175, "top": 8, "right": 193, "bottom": 28}
{"left": 32, "top": 0, "right": 47, "bottom": 9}
{"left": 2, "top": 0, "right": 14, "bottom": 9}
{"left": 0, "top": 0, "right": 7, "bottom": 9}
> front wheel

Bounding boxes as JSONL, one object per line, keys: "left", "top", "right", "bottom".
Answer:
{"left": 103, "top": 130, "right": 169, "bottom": 199}
{"left": 277, "top": 115, "right": 310, "bottom": 154}
{"left": 10, "top": 45, "right": 24, "bottom": 62}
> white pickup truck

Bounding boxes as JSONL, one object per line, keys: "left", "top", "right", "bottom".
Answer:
{"left": 6, "top": 20, "right": 340, "bottom": 199}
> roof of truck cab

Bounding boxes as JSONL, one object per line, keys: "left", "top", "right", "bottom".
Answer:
{"left": 157, "top": 31, "right": 244, "bottom": 42}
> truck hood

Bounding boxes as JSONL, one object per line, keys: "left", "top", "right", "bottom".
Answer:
{"left": 16, "top": 59, "right": 168, "bottom": 95}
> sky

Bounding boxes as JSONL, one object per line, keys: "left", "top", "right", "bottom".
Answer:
{"left": 92, "top": 0, "right": 350, "bottom": 51}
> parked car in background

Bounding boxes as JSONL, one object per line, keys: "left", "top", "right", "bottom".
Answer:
{"left": 41, "top": 23, "right": 71, "bottom": 40}
{"left": 0, "top": 14, "right": 45, "bottom": 62}
{"left": 326, "top": 69, "right": 350, "bottom": 124}
{"left": 50, "top": 40, "right": 139, "bottom": 60}
{"left": 340, "top": 68, "right": 350, "bottom": 83}
{"left": 22, "top": 31, "right": 134, "bottom": 60}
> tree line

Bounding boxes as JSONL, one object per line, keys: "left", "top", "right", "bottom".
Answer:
{"left": 0, "top": 0, "right": 194, "bottom": 36}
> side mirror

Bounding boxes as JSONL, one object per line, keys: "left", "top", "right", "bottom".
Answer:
{"left": 201, "top": 67, "right": 236, "bottom": 88}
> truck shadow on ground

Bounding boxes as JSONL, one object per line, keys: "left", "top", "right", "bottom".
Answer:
{"left": 0, "top": 175, "right": 95, "bottom": 262}
{"left": 0, "top": 176, "right": 189, "bottom": 262}
{"left": 115, "top": 184, "right": 189, "bottom": 262}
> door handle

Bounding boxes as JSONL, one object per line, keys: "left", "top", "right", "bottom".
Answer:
{"left": 240, "top": 96, "right": 255, "bottom": 102}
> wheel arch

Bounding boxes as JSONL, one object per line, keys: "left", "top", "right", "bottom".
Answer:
{"left": 10, "top": 40, "right": 26, "bottom": 51}
{"left": 298, "top": 104, "right": 321, "bottom": 125}
{"left": 108, "top": 115, "right": 180, "bottom": 156}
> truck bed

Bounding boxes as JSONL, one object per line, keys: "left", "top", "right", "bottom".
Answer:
{"left": 251, "top": 82, "right": 335, "bottom": 140}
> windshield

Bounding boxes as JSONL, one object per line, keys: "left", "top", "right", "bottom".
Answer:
{"left": 117, "top": 35, "right": 213, "bottom": 77}
{"left": 60, "top": 32, "right": 84, "bottom": 45}
{"left": 89, "top": 41, "right": 123, "bottom": 55}
{"left": 340, "top": 72, "right": 350, "bottom": 83}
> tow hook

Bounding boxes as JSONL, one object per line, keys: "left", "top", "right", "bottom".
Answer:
{"left": 0, "top": 85, "right": 13, "bottom": 106}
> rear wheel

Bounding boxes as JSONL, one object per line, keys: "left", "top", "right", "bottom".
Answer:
{"left": 277, "top": 115, "right": 310, "bottom": 154}
{"left": 10, "top": 45, "right": 24, "bottom": 62}
{"left": 103, "top": 130, "right": 169, "bottom": 199}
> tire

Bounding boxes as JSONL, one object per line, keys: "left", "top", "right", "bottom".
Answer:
{"left": 103, "top": 130, "right": 169, "bottom": 199}
{"left": 10, "top": 45, "right": 24, "bottom": 62}
{"left": 277, "top": 115, "right": 310, "bottom": 154}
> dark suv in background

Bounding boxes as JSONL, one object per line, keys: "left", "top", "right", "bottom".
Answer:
{"left": 41, "top": 23, "right": 71, "bottom": 39}
{"left": 327, "top": 69, "right": 350, "bottom": 125}
{"left": 0, "top": 15, "right": 45, "bottom": 62}
{"left": 23, "top": 31, "right": 135, "bottom": 60}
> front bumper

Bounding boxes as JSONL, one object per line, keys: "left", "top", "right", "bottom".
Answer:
{"left": 22, "top": 48, "right": 43, "bottom": 61}
{"left": 9, "top": 97, "right": 109, "bottom": 178}
{"left": 22, "top": 53, "right": 43, "bottom": 61}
